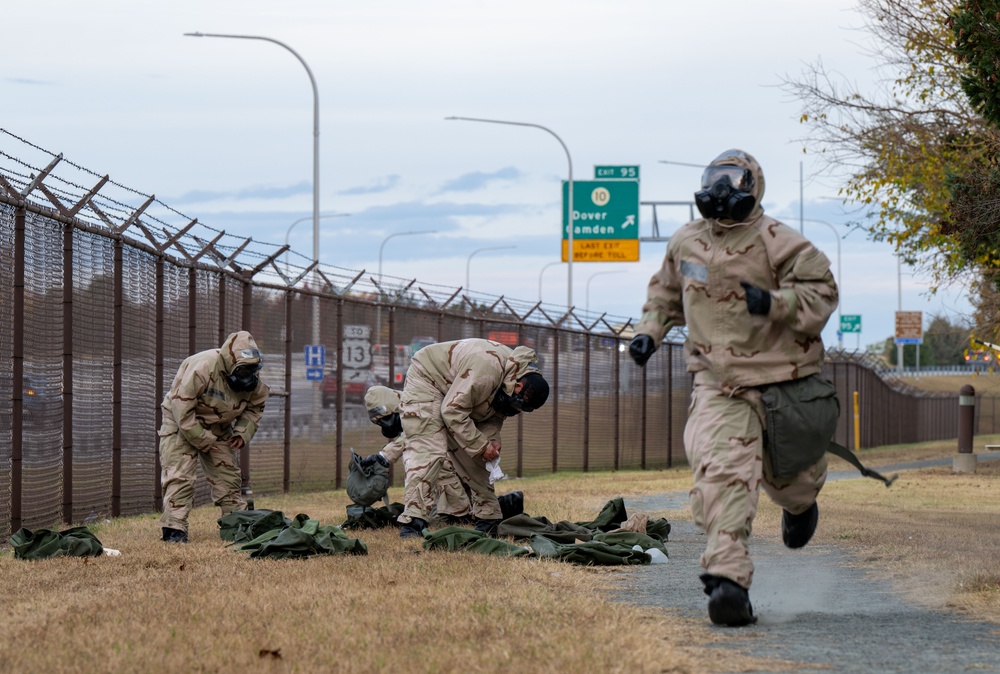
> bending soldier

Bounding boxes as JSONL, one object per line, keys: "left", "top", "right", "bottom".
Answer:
{"left": 363, "top": 385, "right": 525, "bottom": 528}
{"left": 158, "top": 331, "right": 269, "bottom": 543}
{"left": 396, "top": 338, "right": 548, "bottom": 538}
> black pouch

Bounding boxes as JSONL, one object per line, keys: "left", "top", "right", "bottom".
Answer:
{"left": 760, "top": 374, "right": 840, "bottom": 479}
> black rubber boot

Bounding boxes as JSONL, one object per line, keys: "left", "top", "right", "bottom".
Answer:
{"left": 782, "top": 502, "right": 819, "bottom": 549}
{"left": 161, "top": 527, "right": 189, "bottom": 543}
{"left": 439, "top": 513, "right": 474, "bottom": 526}
{"left": 701, "top": 574, "right": 757, "bottom": 627}
{"left": 498, "top": 491, "right": 524, "bottom": 521}
{"left": 473, "top": 518, "right": 503, "bottom": 536}
{"left": 399, "top": 517, "right": 428, "bottom": 539}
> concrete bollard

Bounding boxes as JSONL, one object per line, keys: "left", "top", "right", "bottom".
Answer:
{"left": 954, "top": 384, "right": 978, "bottom": 474}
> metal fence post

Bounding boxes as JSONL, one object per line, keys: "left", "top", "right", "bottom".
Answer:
{"left": 62, "top": 221, "right": 75, "bottom": 523}
{"left": 12, "top": 205, "right": 25, "bottom": 534}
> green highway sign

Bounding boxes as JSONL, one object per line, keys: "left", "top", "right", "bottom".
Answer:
{"left": 561, "top": 180, "right": 640, "bottom": 238}
{"left": 595, "top": 165, "right": 640, "bottom": 180}
{"left": 840, "top": 314, "right": 862, "bottom": 333}
{"left": 561, "top": 179, "right": 640, "bottom": 262}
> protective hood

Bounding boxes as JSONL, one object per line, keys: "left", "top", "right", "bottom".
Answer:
{"left": 702, "top": 149, "right": 766, "bottom": 227}
{"left": 498, "top": 346, "right": 542, "bottom": 396}
{"left": 364, "top": 385, "right": 401, "bottom": 421}
{"left": 219, "top": 331, "right": 263, "bottom": 375}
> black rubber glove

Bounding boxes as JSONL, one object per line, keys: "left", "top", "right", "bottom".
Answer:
{"left": 360, "top": 453, "right": 388, "bottom": 468}
{"left": 628, "top": 334, "right": 656, "bottom": 367}
{"left": 739, "top": 281, "right": 772, "bottom": 316}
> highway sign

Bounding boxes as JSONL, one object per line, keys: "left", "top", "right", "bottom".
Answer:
{"left": 342, "top": 338, "right": 372, "bottom": 369}
{"left": 344, "top": 324, "right": 370, "bottom": 339}
{"left": 839, "top": 315, "right": 861, "bottom": 333}
{"left": 306, "top": 367, "right": 324, "bottom": 381}
{"left": 304, "top": 344, "right": 325, "bottom": 367}
{"left": 894, "top": 311, "right": 923, "bottom": 345}
{"left": 594, "top": 165, "right": 640, "bottom": 180}
{"left": 561, "top": 179, "right": 640, "bottom": 262}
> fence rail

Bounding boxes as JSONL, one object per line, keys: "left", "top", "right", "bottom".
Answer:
{"left": 0, "top": 131, "right": 975, "bottom": 540}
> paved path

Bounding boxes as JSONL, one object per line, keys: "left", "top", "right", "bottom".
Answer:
{"left": 618, "top": 454, "right": 1000, "bottom": 673}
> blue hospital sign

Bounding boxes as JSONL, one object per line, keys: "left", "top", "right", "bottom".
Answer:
{"left": 305, "top": 344, "right": 325, "bottom": 367}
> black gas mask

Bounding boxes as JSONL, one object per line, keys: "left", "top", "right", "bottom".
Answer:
{"left": 490, "top": 387, "right": 535, "bottom": 418}
{"left": 694, "top": 164, "right": 756, "bottom": 222}
{"left": 375, "top": 413, "right": 403, "bottom": 439}
{"left": 226, "top": 362, "right": 261, "bottom": 393}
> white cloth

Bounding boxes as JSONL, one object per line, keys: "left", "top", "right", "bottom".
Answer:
{"left": 485, "top": 458, "right": 506, "bottom": 484}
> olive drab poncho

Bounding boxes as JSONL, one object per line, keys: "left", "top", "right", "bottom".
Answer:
{"left": 158, "top": 330, "right": 270, "bottom": 449}
{"left": 634, "top": 151, "right": 838, "bottom": 389}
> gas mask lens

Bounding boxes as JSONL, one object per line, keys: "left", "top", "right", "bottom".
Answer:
{"left": 701, "top": 165, "right": 754, "bottom": 192}
{"left": 509, "top": 393, "right": 534, "bottom": 414}
{"left": 376, "top": 413, "right": 403, "bottom": 439}
{"left": 227, "top": 362, "right": 262, "bottom": 392}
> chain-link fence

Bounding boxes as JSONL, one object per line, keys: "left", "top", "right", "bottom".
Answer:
{"left": 0, "top": 130, "right": 972, "bottom": 540}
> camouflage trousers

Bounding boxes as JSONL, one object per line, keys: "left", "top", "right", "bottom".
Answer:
{"left": 398, "top": 397, "right": 501, "bottom": 525}
{"left": 401, "top": 451, "right": 472, "bottom": 519}
{"left": 685, "top": 371, "right": 827, "bottom": 588}
{"left": 159, "top": 432, "right": 247, "bottom": 533}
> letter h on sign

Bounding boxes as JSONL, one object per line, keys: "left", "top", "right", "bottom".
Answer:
{"left": 305, "top": 345, "right": 325, "bottom": 367}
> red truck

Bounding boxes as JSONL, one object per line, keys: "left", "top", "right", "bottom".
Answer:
{"left": 321, "top": 369, "right": 375, "bottom": 407}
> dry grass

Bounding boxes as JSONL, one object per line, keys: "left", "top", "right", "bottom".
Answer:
{"left": 0, "top": 473, "right": 780, "bottom": 674}
{"left": 3, "top": 444, "right": 1000, "bottom": 673}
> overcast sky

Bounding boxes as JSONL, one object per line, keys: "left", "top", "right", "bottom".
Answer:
{"left": 3, "top": 0, "right": 975, "bottom": 349}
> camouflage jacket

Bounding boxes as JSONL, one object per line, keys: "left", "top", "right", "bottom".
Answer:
{"left": 158, "top": 331, "right": 270, "bottom": 450}
{"left": 403, "top": 338, "right": 541, "bottom": 455}
{"left": 635, "top": 214, "right": 838, "bottom": 389}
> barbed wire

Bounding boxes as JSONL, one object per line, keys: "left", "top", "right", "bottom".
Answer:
{"left": 0, "top": 129, "right": 654, "bottom": 333}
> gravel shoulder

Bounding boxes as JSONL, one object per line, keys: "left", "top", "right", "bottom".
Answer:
{"left": 617, "top": 455, "right": 1000, "bottom": 673}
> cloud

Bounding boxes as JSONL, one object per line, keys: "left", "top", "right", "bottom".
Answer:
{"left": 168, "top": 181, "right": 313, "bottom": 204}
{"left": 336, "top": 175, "right": 401, "bottom": 196}
{"left": 436, "top": 166, "right": 522, "bottom": 194}
{"left": 4, "top": 77, "right": 51, "bottom": 86}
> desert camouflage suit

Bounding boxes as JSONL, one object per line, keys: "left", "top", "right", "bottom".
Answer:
{"left": 397, "top": 339, "right": 540, "bottom": 525}
{"left": 634, "top": 150, "right": 839, "bottom": 589}
{"left": 158, "top": 331, "right": 269, "bottom": 533}
{"left": 364, "top": 385, "right": 472, "bottom": 519}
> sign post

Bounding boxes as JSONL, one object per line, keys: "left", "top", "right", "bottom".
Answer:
{"left": 894, "top": 311, "right": 923, "bottom": 374}
{"left": 561, "top": 179, "right": 640, "bottom": 262}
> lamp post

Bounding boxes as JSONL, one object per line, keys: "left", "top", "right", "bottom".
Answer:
{"left": 185, "top": 31, "right": 324, "bottom": 438}
{"left": 446, "top": 116, "right": 575, "bottom": 308}
{"left": 466, "top": 245, "right": 516, "bottom": 292}
{"left": 285, "top": 213, "right": 349, "bottom": 274}
{"left": 796, "top": 217, "right": 843, "bottom": 348}
{"left": 537, "top": 261, "right": 562, "bottom": 302}
{"left": 585, "top": 270, "right": 626, "bottom": 314}
{"left": 375, "top": 230, "right": 438, "bottom": 343}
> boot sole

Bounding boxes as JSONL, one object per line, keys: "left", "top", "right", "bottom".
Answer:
{"left": 708, "top": 598, "right": 758, "bottom": 627}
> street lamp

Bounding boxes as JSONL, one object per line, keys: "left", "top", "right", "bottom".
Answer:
{"left": 379, "top": 230, "right": 439, "bottom": 286}
{"left": 446, "top": 116, "right": 575, "bottom": 308}
{"left": 466, "top": 245, "right": 516, "bottom": 292}
{"left": 585, "top": 270, "right": 626, "bottom": 314}
{"left": 537, "top": 261, "right": 562, "bottom": 302}
{"left": 375, "top": 230, "right": 438, "bottom": 342}
{"left": 285, "top": 213, "right": 349, "bottom": 274}
{"left": 795, "top": 217, "right": 843, "bottom": 348}
{"left": 185, "top": 31, "right": 324, "bottom": 437}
